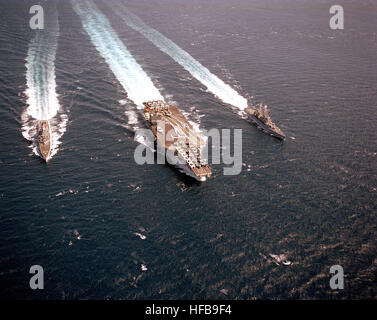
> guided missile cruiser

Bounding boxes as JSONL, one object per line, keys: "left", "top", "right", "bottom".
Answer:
{"left": 245, "top": 103, "right": 285, "bottom": 140}
{"left": 37, "top": 120, "right": 52, "bottom": 161}
{"left": 143, "top": 100, "right": 212, "bottom": 181}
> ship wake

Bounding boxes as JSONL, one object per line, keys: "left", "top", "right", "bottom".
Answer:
{"left": 72, "top": 1, "right": 209, "bottom": 179}
{"left": 21, "top": 4, "right": 67, "bottom": 160}
{"left": 110, "top": 3, "right": 248, "bottom": 112}
{"left": 71, "top": 0, "right": 164, "bottom": 113}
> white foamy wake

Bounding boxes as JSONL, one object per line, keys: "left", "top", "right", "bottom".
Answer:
{"left": 21, "top": 4, "right": 68, "bottom": 159}
{"left": 71, "top": 0, "right": 164, "bottom": 110}
{"left": 110, "top": 3, "right": 248, "bottom": 111}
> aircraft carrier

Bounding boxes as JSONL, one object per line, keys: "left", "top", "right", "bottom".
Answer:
{"left": 143, "top": 100, "right": 212, "bottom": 181}
{"left": 245, "top": 103, "right": 285, "bottom": 140}
{"left": 37, "top": 120, "right": 51, "bottom": 161}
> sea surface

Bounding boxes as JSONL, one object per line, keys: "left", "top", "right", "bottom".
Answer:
{"left": 0, "top": 0, "right": 376, "bottom": 299}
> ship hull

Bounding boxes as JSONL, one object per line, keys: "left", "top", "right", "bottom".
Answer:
{"left": 143, "top": 118, "right": 207, "bottom": 182}
{"left": 246, "top": 113, "right": 285, "bottom": 140}
{"left": 37, "top": 120, "right": 52, "bottom": 161}
{"left": 143, "top": 101, "right": 211, "bottom": 181}
{"left": 165, "top": 148, "right": 207, "bottom": 182}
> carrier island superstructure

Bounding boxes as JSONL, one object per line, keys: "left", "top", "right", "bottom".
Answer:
{"left": 143, "top": 100, "right": 211, "bottom": 181}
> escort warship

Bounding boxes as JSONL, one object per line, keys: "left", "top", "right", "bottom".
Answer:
{"left": 37, "top": 120, "right": 52, "bottom": 161}
{"left": 245, "top": 103, "right": 285, "bottom": 140}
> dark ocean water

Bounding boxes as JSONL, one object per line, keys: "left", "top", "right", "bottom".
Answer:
{"left": 0, "top": 0, "right": 376, "bottom": 299}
